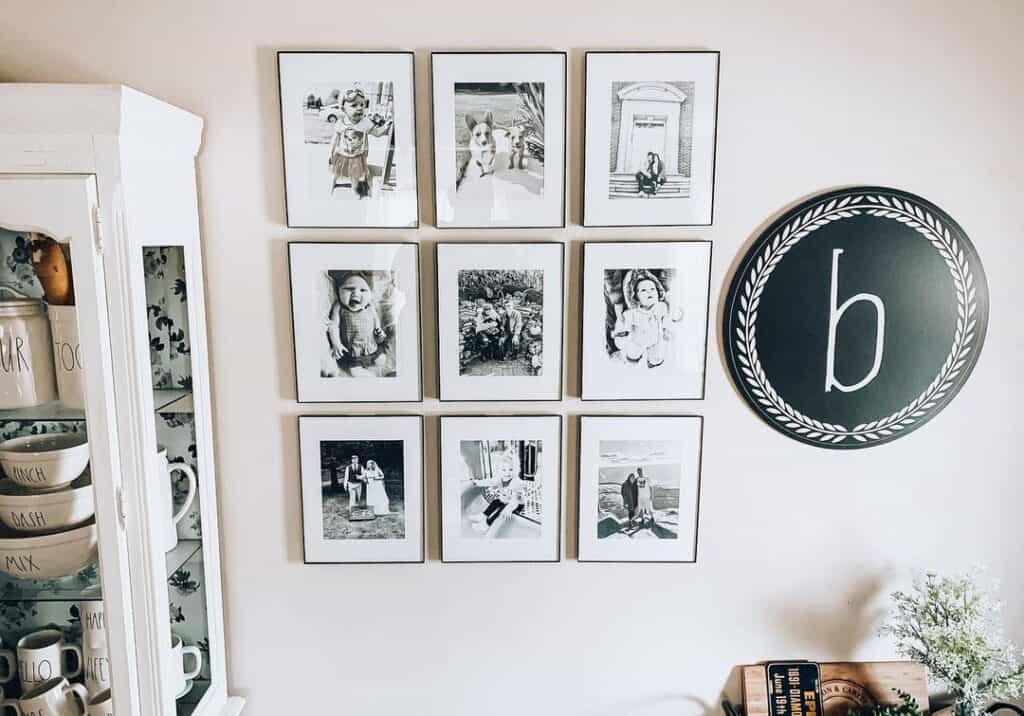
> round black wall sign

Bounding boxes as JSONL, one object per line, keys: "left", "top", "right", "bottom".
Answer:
{"left": 724, "top": 187, "right": 989, "bottom": 449}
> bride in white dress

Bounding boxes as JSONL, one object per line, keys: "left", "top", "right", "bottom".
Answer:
{"left": 364, "top": 460, "right": 390, "bottom": 515}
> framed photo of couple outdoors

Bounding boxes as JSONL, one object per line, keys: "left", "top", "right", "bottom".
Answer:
{"left": 577, "top": 415, "right": 703, "bottom": 563}
{"left": 299, "top": 415, "right": 424, "bottom": 564}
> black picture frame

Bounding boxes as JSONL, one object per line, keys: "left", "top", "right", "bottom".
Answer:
{"left": 429, "top": 50, "right": 568, "bottom": 230}
{"left": 580, "top": 50, "right": 721, "bottom": 228}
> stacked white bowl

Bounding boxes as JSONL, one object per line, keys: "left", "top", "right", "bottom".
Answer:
{"left": 0, "top": 433, "right": 99, "bottom": 580}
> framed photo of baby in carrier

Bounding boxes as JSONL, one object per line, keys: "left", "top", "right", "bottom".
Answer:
{"left": 278, "top": 51, "right": 419, "bottom": 228}
{"left": 299, "top": 415, "right": 424, "bottom": 563}
{"left": 581, "top": 241, "right": 712, "bottom": 401}
{"left": 436, "top": 242, "right": 564, "bottom": 401}
{"left": 440, "top": 415, "right": 562, "bottom": 563}
{"left": 577, "top": 415, "right": 703, "bottom": 563}
{"left": 582, "top": 51, "right": 720, "bottom": 227}
{"left": 430, "top": 51, "right": 567, "bottom": 229}
{"left": 288, "top": 242, "right": 422, "bottom": 403}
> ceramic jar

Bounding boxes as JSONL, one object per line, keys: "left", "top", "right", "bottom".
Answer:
{"left": 0, "top": 299, "right": 57, "bottom": 410}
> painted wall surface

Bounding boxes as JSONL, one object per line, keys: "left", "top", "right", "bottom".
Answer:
{"left": 1, "top": 1, "right": 1022, "bottom": 714}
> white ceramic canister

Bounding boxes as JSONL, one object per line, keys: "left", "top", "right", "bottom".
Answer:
{"left": 47, "top": 304, "right": 85, "bottom": 410}
{"left": 0, "top": 298, "right": 58, "bottom": 409}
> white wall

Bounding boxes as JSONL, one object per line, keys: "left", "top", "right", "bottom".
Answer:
{"left": 2, "top": 1, "right": 1022, "bottom": 714}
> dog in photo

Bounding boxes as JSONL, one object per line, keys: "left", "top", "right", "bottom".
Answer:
{"left": 458, "top": 111, "right": 496, "bottom": 187}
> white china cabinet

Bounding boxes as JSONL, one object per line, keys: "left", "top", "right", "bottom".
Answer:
{"left": 0, "top": 85, "right": 242, "bottom": 715}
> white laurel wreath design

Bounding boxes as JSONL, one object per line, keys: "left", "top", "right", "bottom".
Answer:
{"left": 733, "top": 193, "right": 979, "bottom": 444}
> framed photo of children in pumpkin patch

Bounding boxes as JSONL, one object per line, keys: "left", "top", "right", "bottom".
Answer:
{"left": 299, "top": 415, "right": 424, "bottom": 563}
{"left": 436, "top": 242, "right": 564, "bottom": 401}
{"left": 440, "top": 415, "right": 562, "bottom": 563}
{"left": 288, "top": 242, "right": 422, "bottom": 403}
{"left": 278, "top": 51, "right": 419, "bottom": 228}
{"left": 431, "top": 52, "right": 566, "bottom": 229}
{"left": 581, "top": 241, "right": 712, "bottom": 400}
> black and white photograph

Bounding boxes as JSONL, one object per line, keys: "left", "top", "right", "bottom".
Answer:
{"left": 299, "top": 415, "right": 423, "bottom": 563}
{"left": 279, "top": 52, "right": 419, "bottom": 228}
{"left": 577, "top": 416, "right": 702, "bottom": 563}
{"left": 583, "top": 51, "right": 719, "bottom": 227}
{"left": 437, "top": 243, "right": 564, "bottom": 401}
{"left": 432, "top": 53, "right": 566, "bottom": 228}
{"left": 440, "top": 416, "right": 561, "bottom": 562}
{"left": 581, "top": 242, "right": 711, "bottom": 400}
{"left": 457, "top": 269, "right": 544, "bottom": 377}
{"left": 289, "top": 243, "right": 422, "bottom": 402}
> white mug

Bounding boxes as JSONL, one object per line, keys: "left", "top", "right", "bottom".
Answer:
{"left": 166, "top": 636, "right": 200, "bottom": 700}
{"left": 157, "top": 450, "right": 196, "bottom": 552}
{"left": 85, "top": 689, "right": 111, "bottom": 716}
{"left": 79, "top": 602, "right": 106, "bottom": 651}
{"left": 0, "top": 638, "right": 15, "bottom": 685}
{"left": 17, "top": 677, "right": 88, "bottom": 716}
{"left": 82, "top": 646, "right": 109, "bottom": 699}
{"left": 16, "top": 630, "right": 82, "bottom": 693}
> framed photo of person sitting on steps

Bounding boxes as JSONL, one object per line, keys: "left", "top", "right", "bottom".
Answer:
{"left": 582, "top": 51, "right": 719, "bottom": 227}
{"left": 431, "top": 52, "right": 567, "bottom": 229}
{"left": 440, "top": 415, "right": 562, "bottom": 563}
{"left": 577, "top": 415, "right": 703, "bottom": 563}
{"left": 299, "top": 415, "right": 424, "bottom": 564}
{"left": 278, "top": 51, "right": 419, "bottom": 228}
{"left": 436, "top": 242, "right": 564, "bottom": 401}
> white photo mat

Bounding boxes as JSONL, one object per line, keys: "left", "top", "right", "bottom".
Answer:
{"left": 289, "top": 242, "right": 421, "bottom": 402}
{"left": 583, "top": 52, "right": 719, "bottom": 227}
{"left": 437, "top": 242, "right": 564, "bottom": 401}
{"left": 432, "top": 52, "right": 566, "bottom": 228}
{"left": 581, "top": 241, "right": 711, "bottom": 400}
{"left": 440, "top": 415, "right": 562, "bottom": 562}
{"left": 299, "top": 415, "right": 424, "bottom": 563}
{"left": 279, "top": 52, "right": 419, "bottom": 228}
{"left": 577, "top": 416, "right": 702, "bottom": 563}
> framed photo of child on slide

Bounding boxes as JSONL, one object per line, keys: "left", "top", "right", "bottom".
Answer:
{"left": 439, "top": 415, "right": 562, "bottom": 563}
{"left": 278, "top": 51, "right": 419, "bottom": 228}
{"left": 580, "top": 241, "right": 712, "bottom": 400}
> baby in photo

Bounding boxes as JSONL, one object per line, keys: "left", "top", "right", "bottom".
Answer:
{"left": 328, "top": 86, "right": 392, "bottom": 198}
{"left": 468, "top": 444, "right": 527, "bottom": 534}
{"left": 325, "top": 271, "right": 388, "bottom": 377}
{"left": 612, "top": 269, "right": 683, "bottom": 369}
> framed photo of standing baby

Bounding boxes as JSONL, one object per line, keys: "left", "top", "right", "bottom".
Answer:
{"left": 580, "top": 241, "right": 712, "bottom": 400}
{"left": 278, "top": 51, "right": 419, "bottom": 228}
{"left": 431, "top": 52, "right": 567, "bottom": 229}
{"left": 299, "top": 415, "right": 425, "bottom": 563}
{"left": 436, "top": 242, "right": 565, "bottom": 401}
{"left": 288, "top": 242, "right": 422, "bottom": 403}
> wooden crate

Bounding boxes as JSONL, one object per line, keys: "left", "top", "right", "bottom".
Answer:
{"left": 743, "top": 662, "right": 930, "bottom": 716}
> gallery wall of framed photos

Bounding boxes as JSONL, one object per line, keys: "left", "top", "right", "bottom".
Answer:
{"left": 9, "top": 4, "right": 1020, "bottom": 715}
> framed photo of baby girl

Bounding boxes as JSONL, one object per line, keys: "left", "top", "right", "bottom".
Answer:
{"left": 431, "top": 51, "right": 567, "bottom": 229}
{"left": 582, "top": 51, "right": 720, "bottom": 227}
{"left": 278, "top": 51, "right": 419, "bottom": 228}
{"left": 299, "top": 415, "right": 424, "bottom": 563}
{"left": 580, "top": 241, "right": 712, "bottom": 401}
{"left": 288, "top": 242, "right": 422, "bottom": 403}
{"left": 577, "top": 415, "right": 703, "bottom": 563}
{"left": 440, "top": 415, "right": 562, "bottom": 563}
{"left": 436, "top": 242, "right": 564, "bottom": 401}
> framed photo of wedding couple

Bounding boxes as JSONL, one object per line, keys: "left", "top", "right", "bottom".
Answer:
{"left": 577, "top": 415, "right": 703, "bottom": 563}
{"left": 436, "top": 242, "right": 565, "bottom": 401}
{"left": 288, "top": 242, "right": 422, "bottom": 403}
{"left": 439, "top": 415, "right": 562, "bottom": 563}
{"left": 582, "top": 50, "right": 720, "bottom": 227}
{"left": 580, "top": 240, "right": 712, "bottom": 401}
{"left": 298, "top": 415, "right": 425, "bottom": 564}
{"left": 431, "top": 51, "right": 567, "bottom": 229}
{"left": 278, "top": 51, "right": 419, "bottom": 228}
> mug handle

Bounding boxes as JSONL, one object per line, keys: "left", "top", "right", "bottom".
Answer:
{"left": 0, "top": 650, "right": 14, "bottom": 684}
{"left": 61, "top": 642, "right": 83, "bottom": 678}
{"left": 181, "top": 645, "right": 202, "bottom": 680}
{"left": 0, "top": 697, "right": 19, "bottom": 716}
{"left": 169, "top": 463, "right": 197, "bottom": 525}
{"left": 987, "top": 705, "right": 1024, "bottom": 716}
{"left": 63, "top": 682, "right": 89, "bottom": 716}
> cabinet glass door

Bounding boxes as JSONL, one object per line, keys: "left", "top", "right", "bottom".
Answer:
{"left": 0, "top": 175, "right": 137, "bottom": 713}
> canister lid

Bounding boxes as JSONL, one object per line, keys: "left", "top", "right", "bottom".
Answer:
{"left": 0, "top": 299, "right": 47, "bottom": 318}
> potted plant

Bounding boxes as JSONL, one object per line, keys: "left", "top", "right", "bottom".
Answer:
{"left": 881, "top": 571, "right": 1024, "bottom": 716}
